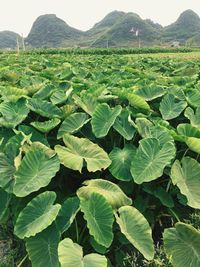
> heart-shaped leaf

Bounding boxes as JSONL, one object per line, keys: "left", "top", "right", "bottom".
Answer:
{"left": 80, "top": 192, "right": 114, "bottom": 247}
{"left": 14, "top": 191, "right": 61, "bottom": 239}
{"left": 109, "top": 145, "right": 136, "bottom": 181}
{"left": 26, "top": 224, "right": 60, "bottom": 267}
{"left": 115, "top": 206, "right": 154, "bottom": 260}
{"left": 91, "top": 103, "right": 122, "bottom": 138}
{"left": 13, "top": 145, "right": 60, "bottom": 197}
{"left": 58, "top": 238, "right": 107, "bottom": 267}
{"left": 164, "top": 223, "right": 200, "bottom": 267}
{"left": 55, "top": 134, "right": 111, "bottom": 172}
{"left": 77, "top": 179, "right": 132, "bottom": 209}
{"left": 131, "top": 138, "right": 176, "bottom": 184}
{"left": 159, "top": 94, "right": 187, "bottom": 120}
{"left": 57, "top": 113, "right": 89, "bottom": 139}
{"left": 171, "top": 157, "right": 200, "bottom": 209}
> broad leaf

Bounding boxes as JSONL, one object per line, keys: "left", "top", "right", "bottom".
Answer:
{"left": 0, "top": 86, "right": 28, "bottom": 102}
{"left": 109, "top": 145, "right": 136, "bottom": 181}
{"left": 73, "top": 94, "right": 97, "bottom": 116}
{"left": 177, "top": 123, "right": 200, "bottom": 138}
{"left": 186, "top": 90, "right": 200, "bottom": 108}
{"left": 0, "top": 152, "right": 15, "bottom": 193}
{"left": 159, "top": 94, "right": 187, "bottom": 120}
{"left": 171, "top": 157, "right": 200, "bottom": 209}
{"left": 91, "top": 103, "right": 122, "bottom": 138}
{"left": 164, "top": 223, "right": 200, "bottom": 267}
{"left": 55, "top": 134, "right": 111, "bottom": 172}
{"left": 26, "top": 224, "right": 60, "bottom": 267}
{"left": 13, "top": 145, "right": 60, "bottom": 197}
{"left": 113, "top": 109, "right": 136, "bottom": 140}
{"left": 50, "top": 88, "right": 72, "bottom": 105}
{"left": 80, "top": 193, "right": 114, "bottom": 247}
{"left": 0, "top": 99, "right": 29, "bottom": 128}
{"left": 115, "top": 206, "right": 154, "bottom": 261}
{"left": 57, "top": 113, "right": 89, "bottom": 139}
{"left": 14, "top": 191, "right": 61, "bottom": 239}
{"left": 33, "top": 84, "right": 55, "bottom": 100}
{"left": 55, "top": 197, "right": 80, "bottom": 234}
{"left": 30, "top": 118, "right": 61, "bottom": 133}
{"left": 58, "top": 238, "right": 107, "bottom": 267}
{"left": 127, "top": 93, "right": 151, "bottom": 111}
{"left": 27, "top": 99, "right": 63, "bottom": 118}
{"left": 77, "top": 179, "right": 132, "bottom": 209}
{"left": 184, "top": 107, "right": 200, "bottom": 129}
{"left": 131, "top": 138, "right": 176, "bottom": 184}
{"left": 135, "top": 85, "right": 165, "bottom": 101}
{"left": 177, "top": 124, "right": 200, "bottom": 153}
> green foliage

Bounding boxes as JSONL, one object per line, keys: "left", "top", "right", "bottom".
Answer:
{"left": 0, "top": 51, "right": 200, "bottom": 267}
{"left": 163, "top": 223, "right": 200, "bottom": 267}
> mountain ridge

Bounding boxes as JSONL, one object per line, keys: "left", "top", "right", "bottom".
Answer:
{"left": 1, "top": 9, "right": 200, "bottom": 48}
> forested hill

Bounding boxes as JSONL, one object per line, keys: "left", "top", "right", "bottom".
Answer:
{"left": 1, "top": 9, "right": 200, "bottom": 48}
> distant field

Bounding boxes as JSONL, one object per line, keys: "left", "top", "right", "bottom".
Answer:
{"left": 129, "top": 51, "right": 200, "bottom": 60}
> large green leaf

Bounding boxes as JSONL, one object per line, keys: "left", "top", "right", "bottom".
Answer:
{"left": 0, "top": 152, "right": 15, "bottom": 193}
{"left": 115, "top": 206, "right": 154, "bottom": 261}
{"left": 58, "top": 238, "right": 107, "bottom": 267}
{"left": 13, "top": 145, "right": 60, "bottom": 197}
{"left": 127, "top": 93, "right": 151, "bottom": 111}
{"left": 73, "top": 94, "right": 97, "bottom": 116}
{"left": 139, "top": 124, "right": 174, "bottom": 146}
{"left": 159, "top": 94, "right": 187, "bottom": 120}
{"left": 14, "top": 191, "right": 61, "bottom": 239}
{"left": 57, "top": 113, "right": 90, "bottom": 139}
{"left": 77, "top": 179, "right": 132, "bottom": 209}
{"left": 171, "top": 157, "right": 200, "bottom": 209}
{"left": 50, "top": 88, "right": 73, "bottom": 105}
{"left": 33, "top": 84, "right": 55, "bottom": 100}
{"left": 113, "top": 109, "right": 136, "bottom": 140}
{"left": 80, "top": 193, "right": 114, "bottom": 247}
{"left": 30, "top": 118, "right": 61, "bottom": 133}
{"left": 55, "top": 134, "right": 111, "bottom": 172}
{"left": 184, "top": 107, "right": 200, "bottom": 129}
{"left": 131, "top": 138, "right": 176, "bottom": 184}
{"left": 27, "top": 99, "right": 63, "bottom": 118}
{"left": 186, "top": 90, "right": 200, "bottom": 108}
{"left": 55, "top": 197, "right": 80, "bottom": 234}
{"left": 26, "top": 224, "right": 60, "bottom": 267}
{"left": 109, "top": 145, "right": 136, "bottom": 181}
{"left": 135, "top": 85, "right": 165, "bottom": 101}
{"left": 177, "top": 124, "right": 200, "bottom": 153}
{"left": 91, "top": 103, "right": 122, "bottom": 138}
{"left": 0, "top": 86, "right": 28, "bottom": 102}
{"left": 163, "top": 223, "right": 200, "bottom": 267}
{"left": 0, "top": 99, "right": 29, "bottom": 128}
{"left": 177, "top": 123, "right": 200, "bottom": 138}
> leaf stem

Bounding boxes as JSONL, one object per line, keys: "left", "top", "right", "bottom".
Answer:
{"left": 17, "top": 254, "right": 28, "bottom": 267}
{"left": 74, "top": 218, "right": 79, "bottom": 243}
{"left": 169, "top": 208, "right": 180, "bottom": 222}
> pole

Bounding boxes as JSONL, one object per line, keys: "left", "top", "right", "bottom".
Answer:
{"left": 16, "top": 37, "right": 20, "bottom": 55}
{"left": 21, "top": 33, "right": 25, "bottom": 51}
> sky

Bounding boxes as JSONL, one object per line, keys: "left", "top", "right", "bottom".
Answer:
{"left": 0, "top": 0, "right": 200, "bottom": 37}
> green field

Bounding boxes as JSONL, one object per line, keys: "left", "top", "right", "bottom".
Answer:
{"left": 0, "top": 49, "right": 200, "bottom": 267}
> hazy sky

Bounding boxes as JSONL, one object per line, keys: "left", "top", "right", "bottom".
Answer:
{"left": 1, "top": 0, "right": 200, "bottom": 37}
